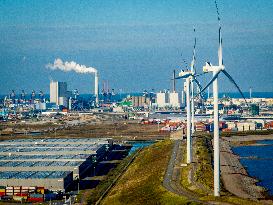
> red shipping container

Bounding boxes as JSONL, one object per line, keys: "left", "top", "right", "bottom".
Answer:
{"left": 0, "top": 192, "right": 5, "bottom": 196}
{"left": 15, "top": 193, "right": 28, "bottom": 196}
{"left": 28, "top": 197, "right": 44, "bottom": 202}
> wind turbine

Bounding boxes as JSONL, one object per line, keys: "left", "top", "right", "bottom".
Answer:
{"left": 198, "top": 0, "right": 247, "bottom": 196}
{"left": 190, "top": 28, "right": 197, "bottom": 133}
{"left": 176, "top": 69, "right": 193, "bottom": 163}
{"left": 175, "top": 30, "right": 203, "bottom": 164}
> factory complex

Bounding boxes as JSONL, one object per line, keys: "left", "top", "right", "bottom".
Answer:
{"left": 0, "top": 138, "right": 111, "bottom": 194}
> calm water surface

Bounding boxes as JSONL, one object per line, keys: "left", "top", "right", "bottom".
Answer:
{"left": 232, "top": 140, "right": 273, "bottom": 195}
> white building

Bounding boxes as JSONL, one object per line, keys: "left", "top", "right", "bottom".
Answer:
{"left": 156, "top": 92, "right": 168, "bottom": 108}
{"left": 50, "top": 81, "right": 68, "bottom": 106}
{"left": 237, "top": 122, "right": 256, "bottom": 131}
{"left": 181, "top": 90, "right": 185, "bottom": 107}
{"left": 169, "top": 92, "right": 180, "bottom": 108}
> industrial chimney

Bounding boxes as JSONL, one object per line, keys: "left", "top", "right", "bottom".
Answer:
{"left": 94, "top": 72, "right": 99, "bottom": 105}
{"left": 172, "top": 70, "right": 176, "bottom": 92}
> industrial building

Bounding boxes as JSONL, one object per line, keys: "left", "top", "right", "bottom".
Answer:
{"left": 169, "top": 92, "right": 180, "bottom": 108}
{"left": 156, "top": 92, "right": 168, "bottom": 108}
{"left": 156, "top": 91, "right": 181, "bottom": 108}
{"left": 131, "top": 96, "right": 151, "bottom": 108}
{"left": 50, "top": 81, "right": 71, "bottom": 107}
{"left": 0, "top": 138, "right": 111, "bottom": 192}
{"left": 0, "top": 171, "right": 73, "bottom": 192}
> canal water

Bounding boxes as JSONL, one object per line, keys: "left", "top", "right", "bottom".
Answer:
{"left": 232, "top": 140, "right": 273, "bottom": 195}
{"left": 127, "top": 141, "right": 155, "bottom": 155}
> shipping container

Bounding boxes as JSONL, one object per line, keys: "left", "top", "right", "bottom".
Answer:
{"left": 15, "top": 193, "right": 28, "bottom": 197}
{"left": 15, "top": 193, "right": 28, "bottom": 200}
{"left": 44, "top": 193, "right": 57, "bottom": 201}
{"left": 36, "top": 187, "right": 45, "bottom": 194}
{"left": 13, "top": 196, "right": 25, "bottom": 202}
{"left": 29, "top": 193, "right": 43, "bottom": 198}
{"left": 1, "top": 195, "right": 12, "bottom": 200}
{"left": 256, "top": 123, "right": 263, "bottom": 129}
{"left": 28, "top": 197, "right": 44, "bottom": 202}
{"left": 226, "top": 122, "right": 236, "bottom": 129}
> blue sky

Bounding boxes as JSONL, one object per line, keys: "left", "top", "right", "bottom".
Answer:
{"left": 0, "top": 0, "right": 273, "bottom": 94}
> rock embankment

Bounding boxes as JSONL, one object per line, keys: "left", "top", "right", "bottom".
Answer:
{"left": 220, "top": 139, "right": 265, "bottom": 199}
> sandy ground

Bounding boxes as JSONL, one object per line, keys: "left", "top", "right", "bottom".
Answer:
{"left": 221, "top": 134, "right": 273, "bottom": 200}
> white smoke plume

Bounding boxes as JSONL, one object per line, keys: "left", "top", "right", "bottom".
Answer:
{"left": 46, "top": 58, "right": 97, "bottom": 74}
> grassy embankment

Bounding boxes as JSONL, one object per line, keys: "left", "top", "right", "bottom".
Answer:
{"left": 101, "top": 140, "right": 195, "bottom": 205}
{"left": 77, "top": 148, "right": 139, "bottom": 205}
{"left": 180, "top": 135, "right": 266, "bottom": 205}
{"left": 86, "top": 134, "right": 269, "bottom": 205}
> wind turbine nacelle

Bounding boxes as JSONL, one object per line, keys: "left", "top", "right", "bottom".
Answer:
{"left": 203, "top": 62, "right": 212, "bottom": 73}
{"left": 178, "top": 70, "right": 193, "bottom": 79}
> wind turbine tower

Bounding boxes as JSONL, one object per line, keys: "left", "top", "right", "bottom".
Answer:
{"left": 201, "top": 1, "right": 224, "bottom": 196}
{"left": 190, "top": 28, "right": 197, "bottom": 133}
{"left": 200, "top": 0, "right": 247, "bottom": 196}
{"left": 178, "top": 70, "right": 193, "bottom": 164}
{"left": 176, "top": 30, "right": 202, "bottom": 164}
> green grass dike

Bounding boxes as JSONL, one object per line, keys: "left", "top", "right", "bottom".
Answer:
{"left": 100, "top": 140, "right": 195, "bottom": 205}
{"left": 80, "top": 136, "right": 270, "bottom": 205}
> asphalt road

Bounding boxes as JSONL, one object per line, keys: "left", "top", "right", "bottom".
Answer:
{"left": 162, "top": 139, "right": 208, "bottom": 204}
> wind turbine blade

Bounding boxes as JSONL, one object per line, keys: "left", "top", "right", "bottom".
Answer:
{"left": 195, "top": 73, "right": 206, "bottom": 77}
{"left": 175, "top": 76, "right": 185, "bottom": 80}
{"left": 218, "top": 27, "right": 223, "bottom": 66}
{"left": 215, "top": 0, "right": 223, "bottom": 66}
{"left": 183, "top": 59, "right": 188, "bottom": 70}
{"left": 193, "top": 77, "right": 204, "bottom": 99}
{"left": 222, "top": 70, "right": 248, "bottom": 104}
{"left": 190, "top": 28, "right": 197, "bottom": 73}
{"left": 196, "top": 70, "right": 221, "bottom": 96}
{"left": 193, "top": 78, "right": 202, "bottom": 91}
{"left": 215, "top": 0, "right": 221, "bottom": 24}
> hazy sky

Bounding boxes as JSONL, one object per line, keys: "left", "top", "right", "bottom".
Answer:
{"left": 0, "top": 0, "right": 273, "bottom": 94}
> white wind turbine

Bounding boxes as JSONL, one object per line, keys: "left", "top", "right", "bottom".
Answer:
{"left": 190, "top": 28, "right": 197, "bottom": 134}
{"left": 175, "top": 31, "right": 203, "bottom": 164}
{"left": 199, "top": 0, "right": 247, "bottom": 196}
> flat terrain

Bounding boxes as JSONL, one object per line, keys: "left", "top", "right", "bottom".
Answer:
{"left": 0, "top": 118, "right": 169, "bottom": 141}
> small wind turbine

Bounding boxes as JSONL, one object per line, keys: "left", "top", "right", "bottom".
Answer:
{"left": 198, "top": 0, "right": 247, "bottom": 196}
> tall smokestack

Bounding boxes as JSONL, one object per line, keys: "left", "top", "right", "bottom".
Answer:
{"left": 172, "top": 70, "right": 176, "bottom": 92}
{"left": 46, "top": 58, "right": 99, "bottom": 105}
{"left": 95, "top": 72, "right": 99, "bottom": 105}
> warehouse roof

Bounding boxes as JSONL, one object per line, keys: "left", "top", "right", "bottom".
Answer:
{"left": 0, "top": 171, "right": 71, "bottom": 179}
{"left": 0, "top": 161, "right": 83, "bottom": 167}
